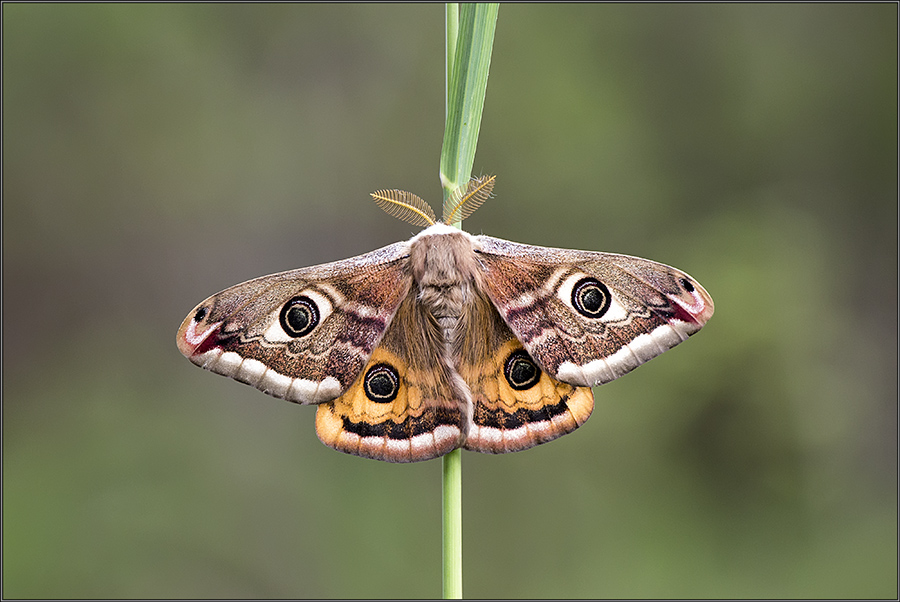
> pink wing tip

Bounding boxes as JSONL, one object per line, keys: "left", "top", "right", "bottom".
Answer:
{"left": 668, "top": 279, "right": 714, "bottom": 326}
{"left": 176, "top": 313, "right": 223, "bottom": 358}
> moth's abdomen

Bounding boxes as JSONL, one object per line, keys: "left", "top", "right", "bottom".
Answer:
{"left": 409, "top": 226, "right": 482, "bottom": 333}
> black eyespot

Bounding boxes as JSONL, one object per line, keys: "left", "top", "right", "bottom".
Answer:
{"left": 504, "top": 350, "right": 541, "bottom": 391}
{"left": 572, "top": 278, "right": 611, "bottom": 318}
{"left": 193, "top": 307, "right": 208, "bottom": 323}
{"left": 279, "top": 296, "right": 320, "bottom": 337}
{"left": 679, "top": 277, "right": 695, "bottom": 293}
{"left": 364, "top": 364, "right": 400, "bottom": 403}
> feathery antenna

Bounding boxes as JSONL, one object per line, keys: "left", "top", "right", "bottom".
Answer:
{"left": 370, "top": 189, "right": 438, "bottom": 227}
{"left": 443, "top": 174, "right": 495, "bottom": 224}
{"left": 370, "top": 174, "right": 495, "bottom": 228}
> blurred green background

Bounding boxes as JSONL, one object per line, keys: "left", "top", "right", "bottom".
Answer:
{"left": 3, "top": 4, "right": 896, "bottom": 599}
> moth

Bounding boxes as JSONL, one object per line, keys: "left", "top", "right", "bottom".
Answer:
{"left": 177, "top": 176, "right": 714, "bottom": 462}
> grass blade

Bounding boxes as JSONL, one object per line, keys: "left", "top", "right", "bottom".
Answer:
{"left": 440, "top": 3, "right": 499, "bottom": 218}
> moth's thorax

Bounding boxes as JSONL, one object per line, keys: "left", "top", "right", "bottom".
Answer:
{"left": 409, "top": 225, "right": 481, "bottom": 324}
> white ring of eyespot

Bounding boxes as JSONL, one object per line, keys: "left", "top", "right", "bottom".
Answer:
{"left": 555, "top": 272, "right": 629, "bottom": 323}
{"left": 263, "top": 288, "right": 334, "bottom": 342}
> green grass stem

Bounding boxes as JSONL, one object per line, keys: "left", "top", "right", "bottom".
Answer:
{"left": 440, "top": 4, "right": 499, "bottom": 599}
{"left": 442, "top": 447, "right": 463, "bottom": 599}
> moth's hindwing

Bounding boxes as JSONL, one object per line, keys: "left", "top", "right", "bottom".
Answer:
{"left": 176, "top": 241, "right": 413, "bottom": 404}
{"left": 474, "top": 235, "right": 714, "bottom": 388}
{"left": 315, "top": 290, "right": 466, "bottom": 462}
{"left": 456, "top": 290, "right": 594, "bottom": 454}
